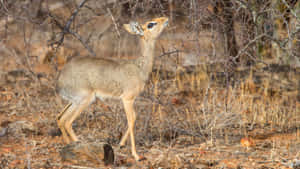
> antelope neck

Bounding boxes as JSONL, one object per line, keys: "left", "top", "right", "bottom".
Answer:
{"left": 134, "top": 38, "right": 156, "bottom": 81}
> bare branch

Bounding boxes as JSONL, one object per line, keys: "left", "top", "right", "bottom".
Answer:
{"left": 158, "top": 49, "right": 181, "bottom": 58}
{"left": 68, "top": 30, "right": 96, "bottom": 56}
{"left": 64, "top": 0, "right": 88, "bottom": 34}
{"left": 48, "top": 0, "right": 96, "bottom": 56}
{"left": 281, "top": 0, "right": 300, "bottom": 23}
{"left": 233, "top": 33, "right": 266, "bottom": 61}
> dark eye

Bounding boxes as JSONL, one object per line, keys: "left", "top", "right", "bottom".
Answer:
{"left": 147, "top": 22, "right": 157, "bottom": 29}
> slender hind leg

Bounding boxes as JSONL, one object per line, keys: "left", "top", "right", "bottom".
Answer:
{"left": 57, "top": 103, "right": 72, "bottom": 122}
{"left": 59, "top": 95, "right": 94, "bottom": 142}
{"left": 57, "top": 103, "right": 75, "bottom": 143}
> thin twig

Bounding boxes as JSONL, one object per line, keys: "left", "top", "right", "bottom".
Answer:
{"left": 69, "top": 30, "right": 96, "bottom": 56}
{"left": 245, "top": 51, "right": 268, "bottom": 66}
{"left": 64, "top": 0, "right": 88, "bottom": 32}
{"left": 158, "top": 49, "right": 181, "bottom": 57}
{"left": 233, "top": 33, "right": 266, "bottom": 61}
{"left": 107, "top": 8, "right": 120, "bottom": 38}
{"left": 281, "top": 0, "right": 300, "bottom": 23}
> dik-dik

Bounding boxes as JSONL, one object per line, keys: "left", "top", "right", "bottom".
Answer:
{"left": 56, "top": 17, "right": 168, "bottom": 161}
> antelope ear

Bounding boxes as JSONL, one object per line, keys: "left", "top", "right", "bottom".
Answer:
{"left": 123, "top": 21, "right": 144, "bottom": 36}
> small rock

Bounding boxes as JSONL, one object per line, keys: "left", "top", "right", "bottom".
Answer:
{"left": 60, "top": 141, "right": 114, "bottom": 166}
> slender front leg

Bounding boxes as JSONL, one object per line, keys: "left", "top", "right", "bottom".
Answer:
{"left": 122, "top": 98, "right": 140, "bottom": 161}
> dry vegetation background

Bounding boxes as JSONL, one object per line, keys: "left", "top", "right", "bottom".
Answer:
{"left": 0, "top": 0, "right": 299, "bottom": 168}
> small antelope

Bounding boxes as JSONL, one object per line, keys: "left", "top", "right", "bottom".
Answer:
{"left": 56, "top": 17, "right": 168, "bottom": 161}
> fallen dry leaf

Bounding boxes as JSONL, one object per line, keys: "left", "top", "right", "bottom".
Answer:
{"left": 241, "top": 137, "right": 255, "bottom": 148}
